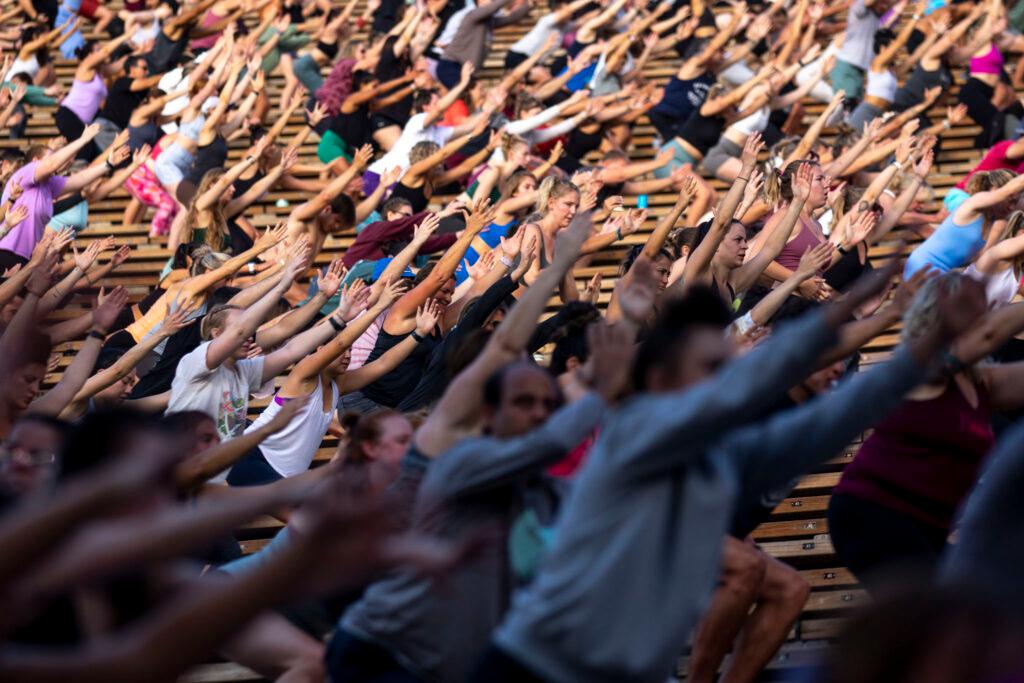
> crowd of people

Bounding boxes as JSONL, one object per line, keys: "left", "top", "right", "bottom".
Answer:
{"left": 1, "top": 0, "right": 1024, "bottom": 680}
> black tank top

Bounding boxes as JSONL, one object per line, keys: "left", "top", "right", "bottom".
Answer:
{"left": 678, "top": 110, "right": 725, "bottom": 155}
{"left": 390, "top": 180, "right": 429, "bottom": 213}
{"left": 186, "top": 135, "right": 229, "bottom": 185}
{"left": 360, "top": 328, "right": 440, "bottom": 407}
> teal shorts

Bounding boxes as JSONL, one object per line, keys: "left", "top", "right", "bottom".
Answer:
{"left": 830, "top": 60, "right": 866, "bottom": 101}
{"left": 653, "top": 138, "right": 699, "bottom": 180}
{"left": 317, "top": 129, "right": 353, "bottom": 164}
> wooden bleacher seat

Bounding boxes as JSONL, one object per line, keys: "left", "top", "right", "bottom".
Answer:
{"left": 2, "top": 3, "right": 992, "bottom": 680}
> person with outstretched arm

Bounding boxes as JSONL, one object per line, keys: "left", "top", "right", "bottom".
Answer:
{"left": 477, "top": 264, "right": 987, "bottom": 683}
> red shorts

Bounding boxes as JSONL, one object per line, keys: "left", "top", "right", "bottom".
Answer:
{"left": 79, "top": 0, "right": 98, "bottom": 18}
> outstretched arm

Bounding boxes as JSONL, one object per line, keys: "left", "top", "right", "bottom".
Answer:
{"left": 415, "top": 212, "right": 594, "bottom": 456}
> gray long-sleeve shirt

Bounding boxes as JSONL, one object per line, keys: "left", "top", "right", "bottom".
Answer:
{"left": 441, "top": 0, "right": 531, "bottom": 67}
{"left": 940, "top": 417, "right": 1024, "bottom": 609}
{"left": 341, "top": 393, "right": 606, "bottom": 683}
{"left": 494, "top": 313, "right": 928, "bottom": 683}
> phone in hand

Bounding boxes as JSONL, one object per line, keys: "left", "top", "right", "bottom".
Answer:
{"left": 637, "top": 195, "right": 649, "bottom": 209}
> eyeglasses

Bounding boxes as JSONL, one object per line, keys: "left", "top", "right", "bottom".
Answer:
{"left": 0, "top": 444, "right": 55, "bottom": 466}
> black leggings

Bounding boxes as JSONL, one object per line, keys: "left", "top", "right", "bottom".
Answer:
{"left": 54, "top": 107, "right": 99, "bottom": 162}
{"left": 324, "top": 629, "right": 424, "bottom": 683}
{"left": 468, "top": 645, "right": 551, "bottom": 683}
{"left": 827, "top": 493, "right": 948, "bottom": 594}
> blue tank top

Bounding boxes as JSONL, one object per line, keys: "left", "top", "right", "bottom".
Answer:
{"left": 454, "top": 219, "right": 519, "bottom": 284}
{"left": 904, "top": 212, "right": 987, "bottom": 278}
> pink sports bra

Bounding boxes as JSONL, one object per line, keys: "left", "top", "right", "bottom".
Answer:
{"left": 970, "top": 44, "right": 1004, "bottom": 75}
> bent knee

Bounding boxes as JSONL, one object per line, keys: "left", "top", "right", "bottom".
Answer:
{"left": 721, "top": 540, "right": 767, "bottom": 596}
{"left": 764, "top": 558, "right": 810, "bottom": 606}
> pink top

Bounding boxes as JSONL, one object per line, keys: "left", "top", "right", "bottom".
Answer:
{"left": 970, "top": 44, "right": 1004, "bottom": 75}
{"left": 190, "top": 10, "right": 226, "bottom": 50}
{"left": 61, "top": 73, "right": 107, "bottom": 124}
{"left": 956, "top": 140, "right": 1024, "bottom": 190}
{"left": 775, "top": 216, "right": 823, "bottom": 271}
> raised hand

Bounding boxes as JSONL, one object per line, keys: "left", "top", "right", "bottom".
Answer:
{"left": 4, "top": 203, "right": 28, "bottom": 229}
{"left": 616, "top": 256, "right": 658, "bottom": 322}
{"left": 946, "top": 104, "right": 967, "bottom": 125}
{"left": 740, "top": 132, "right": 763, "bottom": 171}
{"left": 283, "top": 236, "right": 312, "bottom": 281}
{"left": 256, "top": 222, "right": 288, "bottom": 249}
{"left": 914, "top": 147, "right": 934, "bottom": 177}
{"left": 499, "top": 225, "right": 526, "bottom": 261}
{"left": 279, "top": 146, "right": 299, "bottom": 172}
{"left": 799, "top": 275, "right": 832, "bottom": 302}
{"left": 336, "top": 278, "right": 371, "bottom": 321}
{"left": 847, "top": 210, "right": 877, "bottom": 245}
{"left": 317, "top": 259, "right": 346, "bottom": 298}
{"left": 160, "top": 302, "right": 198, "bottom": 336}
{"left": 511, "top": 234, "right": 537, "bottom": 281}
{"left": 412, "top": 212, "right": 441, "bottom": 243}
{"left": 112, "top": 244, "right": 134, "bottom": 268}
{"left": 414, "top": 299, "right": 442, "bottom": 336}
{"left": 81, "top": 122, "right": 101, "bottom": 141}
{"left": 352, "top": 144, "right": 374, "bottom": 170}
{"left": 465, "top": 198, "right": 496, "bottom": 234}
{"left": 132, "top": 144, "right": 152, "bottom": 166}
{"left": 27, "top": 250, "right": 59, "bottom": 295}
{"left": 792, "top": 162, "right": 814, "bottom": 204}
{"left": 465, "top": 250, "right": 495, "bottom": 280}
{"left": 72, "top": 241, "right": 103, "bottom": 272}
{"left": 380, "top": 166, "right": 402, "bottom": 188}
{"left": 107, "top": 143, "right": 131, "bottom": 167}
{"left": 375, "top": 277, "right": 407, "bottom": 309}
{"left": 92, "top": 285, "right": 130, "bottom": 333}
{"left": 796, "top": 242, "right": 833, "bottom": 279}
{"left": 8, "top": 178, "right": 23, "bottom": 202}
{"left": 306, "top": 102, "right": 327, "bottom": 128}
{"left": 583, "top": 272, "right": 603, "bottom": 304}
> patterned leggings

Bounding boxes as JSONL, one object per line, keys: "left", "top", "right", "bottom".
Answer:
{"left": 126, "top": 165, "right": 179, "bottom": 236}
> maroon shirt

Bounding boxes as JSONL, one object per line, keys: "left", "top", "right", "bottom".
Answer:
{"left": 834, "top": 379, "right": 995, "bottom": 530}
{"left": 343, "top": 211, "right": 457, "bottom": 268}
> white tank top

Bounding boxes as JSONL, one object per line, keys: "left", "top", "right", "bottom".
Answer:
{"left": 965, "top": 263, "right": 1021, "bottom": 309}
{"left": 245, "top": 377, "right": 338, "bottom": 477}
{"left": 6, "top": 54, "right": 40, "bottom": 81}
{"left": 729, "top": 105, "right": 770, "bottom": 135}
{"left": 865, "top": 69, "right": 898, "bottom": 100}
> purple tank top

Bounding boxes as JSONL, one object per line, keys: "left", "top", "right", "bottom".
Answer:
{"left": 775, "top": 216, "right": 823, "bottom": 271}
{"left": 190, "top": 10, "right": 226, "bottom": 50}
{"left": 835, "top": 380, "right": 995, "bottom": 530}
{"left": 62, "top": 73, "right": 107, "bottom": 124}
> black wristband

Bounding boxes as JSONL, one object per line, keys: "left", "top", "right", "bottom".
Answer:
{"left": 328, "top": 317, "right": 344, "bottom": 332}
{"left": 104, "top": 160, "right": 114, "bottom": 172}
{"left": 411, "top": 331, "right": 426, "bottom": 343}
{"left": 836, "top": 244, "right": 849, "bottom": 255}
{"left": 88, "top": 329, "right": 106, "bottom": 341}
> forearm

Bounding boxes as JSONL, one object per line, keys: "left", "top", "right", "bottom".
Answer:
{"left": 731, "top": 345, "right": 926, "bottom": 496}
{"left": 254, "top": 292, "right": 326, "bottom": 349}
{"left": 37, "top": 267, "right": 86, "bottom": 316}
{"left": 30, "top": 337, "right": 102, "bottom": 416}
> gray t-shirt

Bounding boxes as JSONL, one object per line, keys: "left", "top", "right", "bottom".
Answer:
{"left": 837, "top": 0, "right": 880, "bottom": 70}
{"left": 167, "top": 340, "right": 265, "bottom": 440}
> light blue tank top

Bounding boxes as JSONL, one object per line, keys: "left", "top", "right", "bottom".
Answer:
{"left": 904, "top": 212, "right": 986, "bottom": 278}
